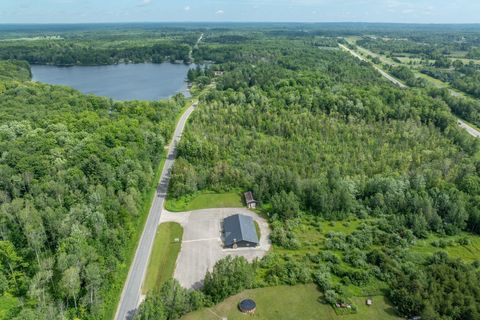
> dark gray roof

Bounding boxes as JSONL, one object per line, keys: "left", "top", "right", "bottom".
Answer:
{"left": 244, "top": 191, "right": 255, "bottom": 203}
{"left": 239, "top": 299, "right": 256, "bottom": 312}
{"left": 224, "top": 214, "right": 259, "bottom": 246}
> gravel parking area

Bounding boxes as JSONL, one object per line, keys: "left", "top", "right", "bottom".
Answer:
{"left": 160, "top": 208, "right": 271, "bottom": 289}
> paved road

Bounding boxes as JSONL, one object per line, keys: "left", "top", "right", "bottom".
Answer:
{"left": 340, "top": 43, "right": 480, "bottom": 137}
{"left": 458, "top": 119, "right": 480, "bottom": 138}
{"left": 115, "top": 103, "right": 197, "bottom": 320}
{"left": 195, "top": 33, "right": 203, "bottom": 49}
{"left": 189, "top": 33, "right": 204, "bottom": 61}
{"left": 339, "top": 44, "right": 407, "bottom": 88}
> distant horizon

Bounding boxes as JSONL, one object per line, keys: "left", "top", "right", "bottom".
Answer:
{"left": 2, "top": 1, "right": 480, "bottom": 25}
{"left": 1, "top": 21, "right": 480, "bottom": 26}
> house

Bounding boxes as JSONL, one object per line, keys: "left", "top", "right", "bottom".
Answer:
{"left": 223, "top": 214, "right": 259, "bottom": 248}
{"left": 214, "top": 71, "right": 224, "bottom": 76}
{"left": 244, "top": 191, "right": 257, "bottom": 209}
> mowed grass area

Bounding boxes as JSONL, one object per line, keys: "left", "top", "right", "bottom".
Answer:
{"left": 254, "top": 221, "right": 261, "bottom": 240}
{"left": 182, "top": 285, "right": 401, "bottom": 320}
{"left": 142, "top": 222, "right": 183, "bottom": 293}
{"left": 166, "top": 191, "right": 243, "bottom": 212}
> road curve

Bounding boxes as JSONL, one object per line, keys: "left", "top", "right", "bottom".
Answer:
{"left": 339, "top": 43, "right": 480, "bottom": 138}
{"left": 115, "top": 103, "right": 197, "bottom": 320}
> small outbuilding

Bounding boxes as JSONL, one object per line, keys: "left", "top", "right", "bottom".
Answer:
{"left": 223, "top": 214, "right": 259, "bottom": 248}
{"left": 244, "top": 191, "right": 257, "bottom": 209}
{"left": 238, "top": 299, "right": 256, "bottom": 314}
{"left": 366, "top": 298, "right": 373, "bottom": 306}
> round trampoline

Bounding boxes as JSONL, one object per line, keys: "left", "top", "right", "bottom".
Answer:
{"left": 238, "top": 299, "right": 256, "bottom": 314}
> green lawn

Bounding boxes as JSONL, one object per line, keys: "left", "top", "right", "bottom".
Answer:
{"left": 182, "top": 285, "right": 400, "bottom": 320}
{"left": 142, "top": 222, "right": 183, "bottom": 293}
{"left": 166, "top": 191, "right": 243, "bottom": 212}
{"left": 0, "top": 294, "right": 19, "bottom": 320}
{"left": 254, "top": 221, "right": 261, "bottom": 240}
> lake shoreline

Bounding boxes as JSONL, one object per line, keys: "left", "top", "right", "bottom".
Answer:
{"left": 31, "top": 62, "right": 196, "bottom": 101}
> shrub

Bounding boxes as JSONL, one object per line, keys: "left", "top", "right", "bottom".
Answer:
{"left": 314, "top": 271, "right": 332, "bottom": 291}
{"left": 203, "top": 256, "right": 255, "bottom": 303}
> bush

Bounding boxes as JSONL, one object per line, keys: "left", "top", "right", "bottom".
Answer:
{"left": 203, "top": 256, "right": 255, "bottom": 303}
{"left": 324, "top": 289, "right": 339, "bottom": 304}
{"left": 269, "top": 220, "right": 300, "bottom": 249}
{"left": 314, "top": 271, "right": 332, "bottom": 291}
{"left": 265, "top": 259, "right": 312, "bottom": 286}
{"left": 0, "top": 271, "right": 7, "bottom": 295}
{"left": 321, "top": 251, "right": 341, "bottom": 264}
{"left": 431, "top": 239, "right": 453, "bottom": 248}
{"left": 343, "top": 248, "right": 367, "bottom": 267}
{"left": 348, "top": 270, "right": 370, "bottom": 286}
{"left": 270, "top": 190, "right": 300, "bottom": 220}
{"left": 135, "top": 279, "right": 206, "bottom": 320}
{"left": 457, "top": 237, "right": 471, "bottom": 246}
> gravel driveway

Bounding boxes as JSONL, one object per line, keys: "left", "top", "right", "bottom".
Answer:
{"left": 160, "top": 208, "right": 271, "bottom": 289}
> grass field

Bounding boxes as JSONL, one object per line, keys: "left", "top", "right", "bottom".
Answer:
{"left": 182, "top": 285, "right": 400, "bottom": 320}
{"left": 254, "top": 221, "right": 261, "bottom": 240}
{"left": 274, "top": 217, "right": 365, "bottom": 257}
{"left": 411, "top": 233, "right": 480, "bottom": 263}
{"left": 143, "top": 222, "right": 183, "bottom": 293}
{"left": 455, "top": 58, "right": 480, "bottom": 65}
{"left": 0, "top": 294, "right": 19, "bottom": 320}
{"left": 166, "top": 191, "right": 244, "bottom": 212}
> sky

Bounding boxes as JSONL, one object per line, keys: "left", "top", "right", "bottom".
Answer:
{"left": 1, "top": 0, "right": 480, "bottom": 24}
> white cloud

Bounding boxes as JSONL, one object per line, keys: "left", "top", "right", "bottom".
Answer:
{"left": 184, "top": 5, "right": 190, "bottom": 11}
{"left": 215, "top": 9, "right": 224, "bottom": 15}
{"left": 138, "top": 0, "right": 152, "bottom": 7}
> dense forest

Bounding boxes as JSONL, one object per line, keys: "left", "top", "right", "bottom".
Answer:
{"left": 168, "top": 31, "right": 480, "bottom": 320}
{"left": 0, "top": 60, "right": 184, "bottom": 319}
{"left": 357, "top": 35, "right": 479, "bottom": 59}
{"left": 0, "top": 28, "right": 201, "bottom": 66}
{"left": 0, "top": 40, "right": 192, "bottom": 66}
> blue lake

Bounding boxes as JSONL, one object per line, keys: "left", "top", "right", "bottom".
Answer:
{"left": 31, "top": 63, "right": 194, "bottom": 101}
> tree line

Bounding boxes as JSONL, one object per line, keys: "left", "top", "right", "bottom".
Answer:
{"left": 0, "top": 38, "right": 196, "bottom": 66}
